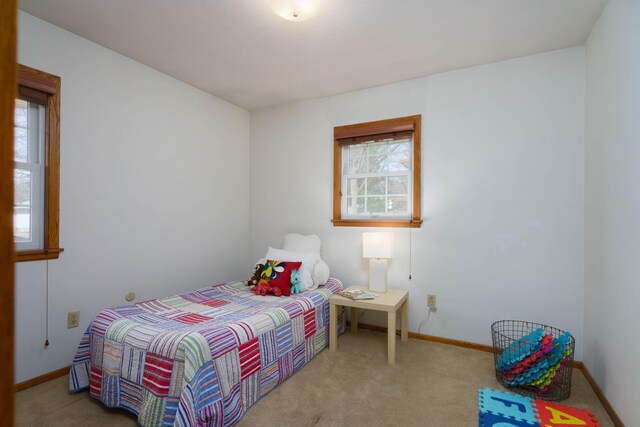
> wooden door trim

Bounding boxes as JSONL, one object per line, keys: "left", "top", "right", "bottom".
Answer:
{"left": 0, "top": 0, "right": 18, "bottom": 425}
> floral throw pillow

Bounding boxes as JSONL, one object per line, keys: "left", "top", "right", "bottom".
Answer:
{"left": 260, "top": 259, "right": 302, "bottom": 296}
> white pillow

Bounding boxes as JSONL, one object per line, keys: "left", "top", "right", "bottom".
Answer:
{"left": 265, "top": 247, "right": 318, "bottom": 291}
{"left": 283, "top": 234, "right": 330, "bottom": 287}
{"left": 313, "top": 260, "right": 330, "bottom": 287}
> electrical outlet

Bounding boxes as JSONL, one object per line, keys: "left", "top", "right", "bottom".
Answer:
{"left": 427, "top": 294, "right": 436, "bottom": 308}
{"left": 67, "top": 311, "right": 80, "bottom": 329}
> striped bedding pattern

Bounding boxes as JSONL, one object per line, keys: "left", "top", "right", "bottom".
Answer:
{"left": 70, "top": 278, "right": 344, "bottom": 426}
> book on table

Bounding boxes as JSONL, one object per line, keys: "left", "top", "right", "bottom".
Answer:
{"left": 338, "top": 289, "right": 378, "bottom": 300}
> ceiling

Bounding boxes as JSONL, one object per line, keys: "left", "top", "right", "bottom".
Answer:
{"left": 19, "top": 0, "right": 607, "bottom": 111}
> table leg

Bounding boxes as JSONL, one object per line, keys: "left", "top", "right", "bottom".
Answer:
{"left": 401, "top": 300, "right": 408, "bottom": 342}
{"left": 388, "top": 311, "right": 396, "bottom": 364}
{"left": 330, "top": 303, "right": 337, "bottom": 352}
{"left": 350, "top": 307, "right": 358, "bottom": 333}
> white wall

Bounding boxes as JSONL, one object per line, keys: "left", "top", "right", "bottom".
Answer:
{"left": 15, "top": 12, "right": 250, "bottom": 383}
{"left": 251, "top": 48, "right": 585, "bottom": 357}
{"left": 584, "top": 0, "right": 640, "bottom": 423}
{"left": 15, "top": 11, "right": 591, "bottom": 387}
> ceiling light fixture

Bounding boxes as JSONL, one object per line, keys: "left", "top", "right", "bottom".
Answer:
{"left": 263, "top": 0, "right": 322, "bottom": 21}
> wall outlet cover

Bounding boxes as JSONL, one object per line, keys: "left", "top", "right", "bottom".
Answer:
{"left": 427, "top": 294, "right": 436, "bottom": 307}
{"left": 67, "top": 311, "right": 80, "bottom": 329}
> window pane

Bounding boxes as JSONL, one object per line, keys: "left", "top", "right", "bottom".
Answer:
{"left": 14, "top": 126, "right": 28, "bottom": 162}
{"left": 367, "top": 177, "right": 385, "bottom": 195}
{"left": 368, "top": 155, "right": 387, "bottom": 173}
{"left": 367, "top": 142, "right": 386, "bottom": 156}
{"left": 388, "top": 196, "right": 408, "bottom": 213}
{"left": 347, "top": 178, "right": 365, "bottom": 196}
{"left": 14, "top": 169, "right": 31, "bottom": 206}
{"left": 388, "top": 176, "right": 408, "bottom": 195}
{"left": 15, "top": 99, "right": 28, "bottom": 126}
{"left": 388, "top": 141, "right": 411, "bottom": 171}
{"left": 368, "top": 196, "right": 386, "bottom": 213}
{"left": 14, "top": 206, "right": 31, "bottom": 242}
{"left": 349, "top": 145, "right": 366, "bottom": 157}
{"left": 342, "top": 146, "right": 348, "bottom": 174}
{"left": 348, "top": 146, "right": 367, "bottom": 174}
{"left": 346, "top": 197, "right": 365, "bottom": 214}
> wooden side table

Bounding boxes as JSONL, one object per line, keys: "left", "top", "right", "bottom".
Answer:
{"left": 329, "top": 286, "right": 408, "bottom": 364}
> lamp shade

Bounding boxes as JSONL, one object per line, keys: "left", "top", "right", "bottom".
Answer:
{"left": 363, "top": 232, "right": 394, "bottom": 259}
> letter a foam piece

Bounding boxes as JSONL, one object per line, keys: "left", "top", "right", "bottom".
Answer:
{"left": 535, "top": 400, "right": 600, "bottom": 427}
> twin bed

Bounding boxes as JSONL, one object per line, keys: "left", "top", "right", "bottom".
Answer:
{"left": 69, "top": 278, "right": 344, "bottom": 426}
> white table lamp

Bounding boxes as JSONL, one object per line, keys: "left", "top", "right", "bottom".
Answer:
{"left": 363, "top": 232, "right": 394, "bottom": 292}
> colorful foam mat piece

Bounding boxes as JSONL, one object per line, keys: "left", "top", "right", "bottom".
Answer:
{"left": 478, "top": 388, "right": 600, "bottom": 427}
{"left": 498, "top": 331, "right": 573, "bottom": 392}
{"left": 497, "top": 329, "right": 545, "bottom": 370}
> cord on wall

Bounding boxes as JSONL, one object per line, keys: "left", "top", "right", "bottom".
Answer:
{"left": 408, "top": 220, "right": 413, "bottom": 281}
{"left": 44, "top": 259, "right": 50, "bottom": 348}
{"left": 417, "top": 308, "right": 432, "bottom": 335}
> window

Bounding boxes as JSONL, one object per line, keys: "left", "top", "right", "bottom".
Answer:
{"left": 333, "top": 115, "right": 422, "bottom": 228}
{"left": 14, "top": 99, "right": 45, "bottom": 250}
{"left": 14, "top": 64, "right": 62, "bottom": 262}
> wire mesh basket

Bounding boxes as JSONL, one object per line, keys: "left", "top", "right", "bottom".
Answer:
{"left": 491, "top": 320, "right": 575, "bottom": 401}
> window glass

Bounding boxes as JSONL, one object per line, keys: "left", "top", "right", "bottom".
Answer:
{"left": 341, "top": 138, "right": 413, "bottom": 218}
{"left": 348, "top": 145, "right": 367, "bottom": 174}
{"left": 388, "top": 176, "right": 408, "bottom": 194}
{"left": 346, "top": 178, "right": 365, "bottom": 196}
{"left": 14, "top": 100, "right": 44, "bottom": 249}
{"left": 388, "top": 141, "right": 411, "bottom": 171}
{"left": 14, "top": 168, "right": 32, "bottom": 242}
{"left": 14, "top": 99, "right": 29, "bottom": 162}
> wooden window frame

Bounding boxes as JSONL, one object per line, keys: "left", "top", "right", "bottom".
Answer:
{"left": 14, "top": 64, "right": 63, "bottom": 262}
{"left": 333, "top": 115, "right": 422, "bottom": 228}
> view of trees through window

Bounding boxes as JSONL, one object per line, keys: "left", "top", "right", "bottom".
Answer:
{"left": 342, "top": 138, "right": 412, "bottom": 217}
{"left": 13, "top": 98, "right": 44, "bottom": 246}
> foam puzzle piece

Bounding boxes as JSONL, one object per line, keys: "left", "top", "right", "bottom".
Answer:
{"left": 528, "top": 352, "right": 572, "bottom": 390}
{"left": 497, "top": 329, "right": 544, "bottom": 370}
{"left": 478, "top": 389, "right": 601, "bottom": 427}
{"left": 544, "top": 333, "right": 572, "bottom": 366}
{"left": 499, "top": 332, "right": 574, "bottom": 388}
{"left": 535, "top": 355, "right": 572, "bottom": 394}
{"left": 479, "top": 388, "right": 539, "bottom": 425}
{"left": 535, "top": 400, "right": 600, "bottom": 427}
{"left": 479, "top": 410, "right": 538, "bottom": 427}
{"left": 505, "top": 335, "right": 554, "bottom": 376}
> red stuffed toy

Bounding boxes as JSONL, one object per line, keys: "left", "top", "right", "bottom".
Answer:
{"left": 253, "top": 279, "right": 282, "bottom": 297}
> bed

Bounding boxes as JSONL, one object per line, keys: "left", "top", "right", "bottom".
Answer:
{"left": 69, "top": 278, "right": 344, "bottom": 426}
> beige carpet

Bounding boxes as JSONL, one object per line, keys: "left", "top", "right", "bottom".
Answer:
{"left": 16, "top": 330, "right": 614, "bottom": 426}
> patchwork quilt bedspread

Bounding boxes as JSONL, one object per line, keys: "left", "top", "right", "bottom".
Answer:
{"left": 70, "top": 278, "right": 344, "bottom": 426}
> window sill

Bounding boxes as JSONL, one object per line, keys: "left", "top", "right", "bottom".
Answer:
{"left": 15, "top": 248, "right": 64, "bottom": 263}
{"left": 332, "top": 219, "right": 422, "bottom": 228}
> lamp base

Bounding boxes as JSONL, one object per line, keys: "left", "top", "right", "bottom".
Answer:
{"left": 369, "top": 258, "right": 387, "bottom": 292}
